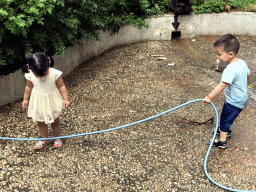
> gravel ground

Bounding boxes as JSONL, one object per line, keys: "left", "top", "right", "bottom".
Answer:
{"left": 0, "top": 36, "right": 255, "bottom": 191}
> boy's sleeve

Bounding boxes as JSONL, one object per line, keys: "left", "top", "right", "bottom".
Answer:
{"left": 221, "top": 68, "right": 235, "bottom": 84}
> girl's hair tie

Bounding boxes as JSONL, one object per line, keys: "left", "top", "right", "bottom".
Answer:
{"left": 43, "top": 52, "right": 50, "bottom": 59}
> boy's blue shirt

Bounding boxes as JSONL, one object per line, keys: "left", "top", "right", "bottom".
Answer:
{"left": 221, "top": 59, "right": 250, "bottom": 109}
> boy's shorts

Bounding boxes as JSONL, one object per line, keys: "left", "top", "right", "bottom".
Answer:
{"left": 220, "top": 101, "right": 243, "bottom": 132}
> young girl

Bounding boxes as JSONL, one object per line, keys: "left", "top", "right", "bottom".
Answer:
{"left": 22, "top": 52, "right": 70, "bottom": 149}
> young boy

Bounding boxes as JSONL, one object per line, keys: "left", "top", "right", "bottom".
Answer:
{"left": 203, "top": 34, "right": 251, "bottom": 149}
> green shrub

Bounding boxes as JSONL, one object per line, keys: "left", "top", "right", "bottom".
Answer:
{"left": 228, "top": 0, "right": 244, "bottom": 9}
{"left": 190, "top": 0, "right": 205, "bottom": 6}
{"left": 191, "top": 0, "right": 256, "bottom": 14}
{"left": 192, "top": 0, "right": 226, "bottom": 14}
{"left": 139, "top": 0, "right": 170, "bottom": 16}
{"left": 0, "top": 0, "right": 169, "bottom": 75}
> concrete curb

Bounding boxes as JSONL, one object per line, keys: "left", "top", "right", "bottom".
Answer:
{"left": 0, "top": 12, "right": 255, "bottom": 106}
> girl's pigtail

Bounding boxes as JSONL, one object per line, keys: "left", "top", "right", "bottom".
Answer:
{"left": 44, "top": 50, "right": 55, "bottom": 67}
{"left": 21, "top": 64, "right": 30, "bottom": 74}
{"left": 49, "top": 57, "right": 54, "bottom": 67}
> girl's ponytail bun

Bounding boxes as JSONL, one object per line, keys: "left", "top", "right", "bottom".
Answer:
{"left": 21, "top": 64, "right": 30, "bottom": 74}
{"left": 49, "top": 57, "right": 54, "bottom": 67}
{"left": 44, "top": 50, "right": 55, "bottom": 67}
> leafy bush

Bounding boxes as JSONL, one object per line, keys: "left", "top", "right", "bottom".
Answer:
{"left": 191, "top": 0, "right": 256, "bottom": 14}
{"left": 229, "top": 0, "right": 256, "bottom": 11}
{"left": 192, "top": 0, "right": 226, "bottom": 14}
{"left": 190, "top": 0, "right": 205, "bottom": 6}
{"left": 139, "top": 0, "right": 169, "bottom": 16}
{"left": 228, "top": 0, "right": 244, "bottom": 9}
{"left": 0, "top": 0, "right": 169, "bottom": 76}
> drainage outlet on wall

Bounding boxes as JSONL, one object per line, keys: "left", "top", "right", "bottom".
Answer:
{"left": 172, "top": 31, "right": 181, "bottom": 39}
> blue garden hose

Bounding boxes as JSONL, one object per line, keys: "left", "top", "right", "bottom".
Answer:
{"left": 0, "top": 99, "right": 255, "bottom": 192}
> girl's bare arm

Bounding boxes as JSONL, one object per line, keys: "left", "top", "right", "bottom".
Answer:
{"left": 22, "top": 80, "right": 33, "bottom": 108}
{"left": 56, "top": 76, "right": 70, "bottom": 108}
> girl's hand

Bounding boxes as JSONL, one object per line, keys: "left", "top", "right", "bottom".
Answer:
{"left": 63, "top": 100, "right": 70, "bottom": 108}
{"left": 203, "top": 95, "right": 211, "bottom": 103}
{"left": 22, "top": 100, "right": 29, "bottom": 109}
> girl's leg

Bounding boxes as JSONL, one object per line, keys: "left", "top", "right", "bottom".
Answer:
{"left": 35, "top": 121, "right": 49, "bottom": 149}
{"left": 38, "top": 121, "right": 49, "bottom": 138}
{"left": 51, "top": 117, "right": 62, "bottom": 148}
{"left": 51, "top": 117, "right": 61, "bottom": 137}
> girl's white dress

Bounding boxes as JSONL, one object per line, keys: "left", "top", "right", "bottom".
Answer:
{"left": 25, "top": 68, "right": 63, "bottom": 124}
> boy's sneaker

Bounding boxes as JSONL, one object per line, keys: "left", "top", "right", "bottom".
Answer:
{"left": 212, "top": 129, "right": 232, "bottom": 138}
{"left": 208, "top": 139, "right": 228, "bottom": 149}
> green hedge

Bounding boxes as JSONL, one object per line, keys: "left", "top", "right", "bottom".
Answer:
{"left": 191, "top": 0, "right": 255, "bottom": 14}
{"left": 0, "top": 0, "right": 169, "bottom": 75}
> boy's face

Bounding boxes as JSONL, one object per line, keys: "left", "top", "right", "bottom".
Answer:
{"left": 215, "top": 46, "right": 233, "bottom": 64}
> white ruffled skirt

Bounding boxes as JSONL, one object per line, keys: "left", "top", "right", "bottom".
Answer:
{"left": 28, "top": 89, "right": 63, "bottom": 124}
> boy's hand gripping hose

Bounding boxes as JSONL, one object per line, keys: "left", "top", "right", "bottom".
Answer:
{"left": 0, "top": 99, "right": 255, "bottom": 192}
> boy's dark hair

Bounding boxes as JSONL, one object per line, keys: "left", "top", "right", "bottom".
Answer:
{"left": 22, "top": 52, "right": 54, "bottom": 77}
{"left": 214, "top": 34, "right": 240, "bottom": 54}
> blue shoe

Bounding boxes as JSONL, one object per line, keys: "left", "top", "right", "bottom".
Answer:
{"left": 212, "top": 129, "right": 231, "bottom": 138}
{"left": 208, "top": 139, "right": 227, "bottom": 149}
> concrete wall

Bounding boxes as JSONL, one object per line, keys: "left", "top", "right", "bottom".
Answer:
{"left": 1, "top": 12, "right": 255, "bottom": 106}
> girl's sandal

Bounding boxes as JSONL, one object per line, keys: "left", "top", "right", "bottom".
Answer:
{"left": 35, "top": 140, "right": 49, "bottom": 149}
{"left": 54, "top": 139, "right": 62, "bottom": 148}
